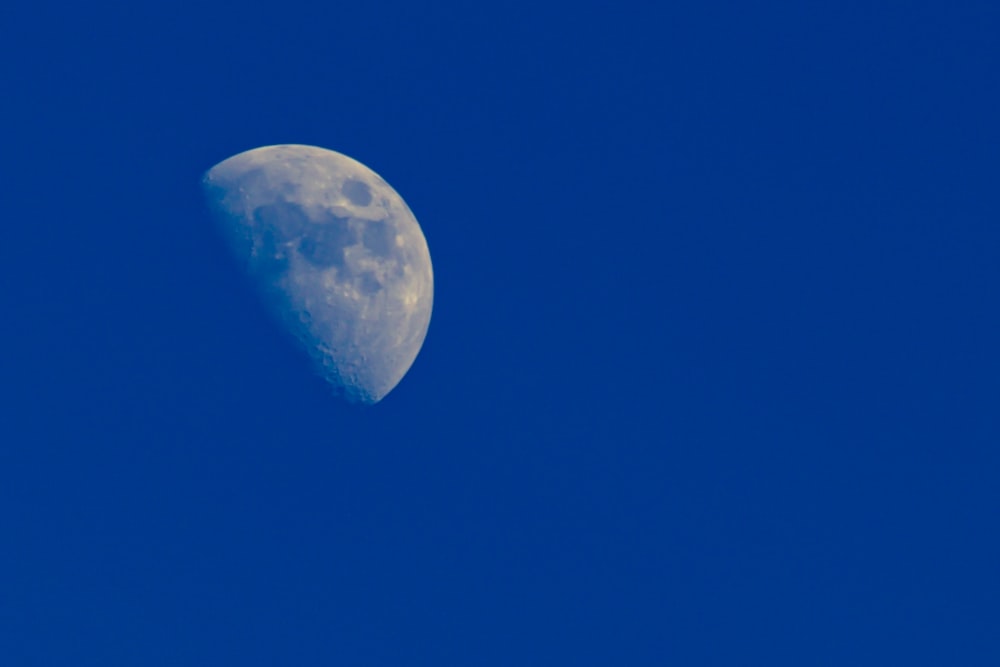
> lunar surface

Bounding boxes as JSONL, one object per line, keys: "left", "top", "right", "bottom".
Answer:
{"left": 202, "top": 145, "right": 433, "bottom": 404}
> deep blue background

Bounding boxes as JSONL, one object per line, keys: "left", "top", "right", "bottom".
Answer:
{"left": 3, "top": 1, "right": 998, "bottom": 664}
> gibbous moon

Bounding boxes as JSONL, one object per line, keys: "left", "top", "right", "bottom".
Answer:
{"left": 202, "top": 144, "right": 433, "bottom": 404}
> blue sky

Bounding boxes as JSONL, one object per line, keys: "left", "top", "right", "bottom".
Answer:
{"left": 3, "top": 1, "right": 998, "bottom": 664}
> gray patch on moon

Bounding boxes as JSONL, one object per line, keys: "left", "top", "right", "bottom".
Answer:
{"left": 297, "top": 213, "right": 355, "bottom": 268}
{"left": 342, "top": 179, "right": 373, "bottom": 206}
{"left": 202, "top": 144, "right": 433, "bottom": 404}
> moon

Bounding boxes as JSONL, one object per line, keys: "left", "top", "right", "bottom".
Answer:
{"left": 202, "top": 144, "right": 433, "bottom": 404}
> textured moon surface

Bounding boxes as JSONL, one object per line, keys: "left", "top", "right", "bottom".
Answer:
{"left": 202, "top": 145, "right": 433, "bottom": 404}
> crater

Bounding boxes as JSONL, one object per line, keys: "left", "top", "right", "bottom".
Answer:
{"left": 342, "top": 179, "right": 373, "bottom": 206}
